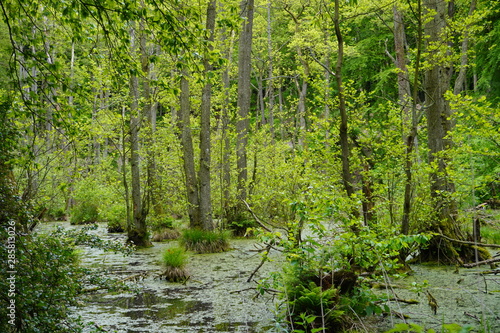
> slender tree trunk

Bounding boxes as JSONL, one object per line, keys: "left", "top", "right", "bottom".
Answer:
{"left": 140, "top": 13, "right": 156, "bottom": 220}
{"left": 220, "top": 29, "right": 235, "bottom": 227}
{"left": 236, "top": 0, "right": 255, "bottom": 205}
{"left": 127, "top": 23, "right": 151, "bottom": 247}
{"left": 421, "top": 0, "right": 467, "bottom": 262}
{"left": 334, "top": 0, "right": 356, "bottom": 212}
{"left": 179, "top": 71, "right": 201, "bottom": 228}
{"left": 199, "top": 0, "right": 216, "bottom": 231}
{"left": 453, "top": 0, "right": 476, "bottom": 95}
{"left": 393, "top": 3, "right": 420, "bottom": 235}
{"left": 266, "top": 0, "right": 275, "bottom": 141}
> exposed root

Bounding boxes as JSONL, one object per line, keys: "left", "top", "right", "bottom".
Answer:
{"left": 156, "top": 267, "right": 190, "bottom": 283}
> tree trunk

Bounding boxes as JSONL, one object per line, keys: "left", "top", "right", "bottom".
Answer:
{"left": 236, "top": 0, "right": 255, "bottom": 205}
{"left": 453, "top": 0, "right": 476, "bottom": 95}
{"left": 334, "top": 0, "right": 357, "bottom": 219}
{"left": 393, "top": 3, "right": 420, "bottom": 235}
{"left": 421, "top": 0, "right": 465, "bottom": 262}
{"left": 127, "top": 24, "right": 152, "bottom": 247}
{"left": 199, "top": 0, "right": 216, "bottom": 231}
{"left": 179, "top": 72, "right": 201, "bottom": 228}
{"left": 219, "top": 27, "right": 236, "bottom": 227}
{"left": 266, "top": 0, "right": 275, "bottom": 141}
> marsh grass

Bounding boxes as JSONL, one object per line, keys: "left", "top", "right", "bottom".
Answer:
{"left": 152, "top": 228, "right": 181, "bottom": 242}
{"left": 160, "top": 247, "right": 190, "bottom": 282}
{"left": 180, "top": 229, "right": 231, "bottom": 253}
{"left": 482, "top": 225, "right": 500, "bottom": 244}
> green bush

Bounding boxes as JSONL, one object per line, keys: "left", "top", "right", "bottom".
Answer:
{"left": 149, "top": 214, "right": 175, "bottom": 231}
{"left": 0, "top": 232, "right": 84, "bottom": 332}
{"left": 227, "top": 218, "right": 257, "bottom": 237}
{"left": 70, "top": 201, "right": 99, "bottom": 225}
{"left": 180, "top": 228, "right": 230, "bottom": 253}
{"left": 102, "top": 204, "right": 126, "bottom": 233}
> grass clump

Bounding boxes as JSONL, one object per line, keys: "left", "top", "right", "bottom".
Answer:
{"left": 150, "top": 215, "right": 180, "bottom": 241}
{"left": 180, "top": 228, "right": 230, "bottom": 253}
{"left": 159, "top": 247, "right": 190, "bottom": 282}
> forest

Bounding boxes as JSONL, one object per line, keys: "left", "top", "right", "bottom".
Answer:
{"left": 0, "top": 0, "right": 499, "bottom": 332}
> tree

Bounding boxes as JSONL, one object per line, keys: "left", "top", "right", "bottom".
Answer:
{"left": 236, "top": 0, "right": 255, "bottom": 205}
{"left": 198, "top": 0, "right": 217, "bottom": 231}
{"left": 333, "top": 0, "right": 357, "bottom": 218}
{"left": 127, "top": 20, "right": 152, "bottom": 247}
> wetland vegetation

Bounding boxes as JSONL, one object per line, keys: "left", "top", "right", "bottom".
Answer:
{"left": 1, "top": 0, "right": 500, "bottom": 332}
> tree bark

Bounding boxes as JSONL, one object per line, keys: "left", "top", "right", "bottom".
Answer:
{"left": 179, "top": 71, "right": 201, "bottom": 228}
{"left": 334, "top": 0, "right": 357, "bottom": 217}
{"left": 199, "top": 0, "right": 216, "bottom": 231}
{"left": 393, "top": 3, "right": 420, "bottom": 235}
{"left": 266, "top": 0, "right": 275, "bottom": 141}
{"left": 127, "top": 23, "right": 152, "bottom": 247}
{"left": 421, "top": 0, "right": 468, "bottom": 262}
{"left": 453, "top": 0, "right": 476, "bottom": 95}
{"left": 236, "top": 0, "right": 255, "bottom": 204}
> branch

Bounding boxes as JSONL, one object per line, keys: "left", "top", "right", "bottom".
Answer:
{"left": 436, "top": 234, "right": 500, "bottom": 249}
{"left": 247, "top": 243, "right": 272, "bottom": 283}
{"left": 463, "top": 258, "right": 500, "bottom": 268}
{"left": 241, "top": 199, "right": 273, "bottom": 233}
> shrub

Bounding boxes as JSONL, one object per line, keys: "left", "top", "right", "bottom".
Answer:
{"left": 151, "top": 228, "right": 180, "bottom": 242}
{"left": 70, "top": 202, "right": 99, "bottom": 225}
{"left": 102, "top": 204, "right": 126, "bottom": 233}
{"left": 180, "top": 228, "right": 230, "bottom": 253}
{"left": 0, "top": 232, "right": 85, "bottom": 333}
{"left": 227, "top": 218, "right": 257, "bottom": 237}
{"left": 149, "top": 215, "right": 175, "bottom": 231}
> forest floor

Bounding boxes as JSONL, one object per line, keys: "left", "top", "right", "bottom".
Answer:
{"left": 37, "top": 222, "right": 499, "bottom": 332}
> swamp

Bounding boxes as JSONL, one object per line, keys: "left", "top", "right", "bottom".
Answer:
{"left": 1, "top": 0, "right": 500, "bottom": 332}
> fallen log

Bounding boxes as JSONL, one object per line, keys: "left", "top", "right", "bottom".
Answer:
{"left": 463, "top": 257, "right": 500, "bottom": 268}
{"left": 437, "top": 234, "right": 500, "bottom": 248}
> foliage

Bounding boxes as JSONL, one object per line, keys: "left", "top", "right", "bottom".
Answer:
{"left": 0, "top": 233, "right": 83, "bottom": 332}
{"left": 102, "top": 203, "right": 127, "bottom": 233}
{"left": 70, "top": 202, "right": 99, "bottom": 225}
{"left": 180, "top": 228, "right": 230, "bottom": 254}
{"left": 385, "top": 322, "right": 475, "bottom": 333}
{"left": 258, "top": 193, "right": 431, "bottom": 332}
{"left": 0, "top": 223, "right": 133, "bottom": 333}
{"left": 149, "top": 214, "right": 175, "bottom": 231}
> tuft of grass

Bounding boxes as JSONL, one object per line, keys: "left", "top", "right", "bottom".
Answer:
{"left": 162, "top": 247, "right": 188, "bottom": 268}
{"left": 160, "top": 247, "right": 190, "bottom": 282}
{"left": 180, "top": 228, "right": 231, "bottom": 253}
{"left": 152, "top": 228, "right": 181, "bottom": 242}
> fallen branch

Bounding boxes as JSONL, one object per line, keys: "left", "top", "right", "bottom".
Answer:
{"left": 120, "top": 272, "right": 149, "bottom": 282}
{"left": 463, "top": 257, "right": 500, "bottom": 268}
{"left": 437, "top": 234, "right": 500, "bottom": 248}
{"left": 242, "top": 200, "right": 284, "bottom": 234}
{"left": 389, "top": 297, "right": 419, "bottom": 304}
{"left": 479, "top": 269, "right": 500, "bottom": 275}
{"left": 247, "top": 243, "right": 272, "bottom": 283}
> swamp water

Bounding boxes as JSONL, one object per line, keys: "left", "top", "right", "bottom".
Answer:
{"left": 38, "top": 222, "right": 281, "bottom": 333}
{"left": 38, "top": 222, "right": 500, "bottom": 332}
